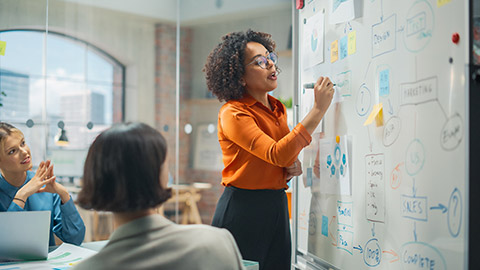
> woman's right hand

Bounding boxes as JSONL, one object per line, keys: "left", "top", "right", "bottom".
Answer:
{"left": 300, "top": 76, "right": 335, "bottom": 135}
{"left": 313, "top": 76, "right": 334, "bottom": 113}
{"left": 15, "top": 160, "right": 55, "bottom": 203}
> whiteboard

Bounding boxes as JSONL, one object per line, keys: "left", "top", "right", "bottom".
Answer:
{"left": 293, "top": 0, "right": 468, "bottom": 269}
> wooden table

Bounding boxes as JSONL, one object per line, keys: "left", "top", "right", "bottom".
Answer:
{"left": 157, "top": 182, "right": 212, "bottom": 224}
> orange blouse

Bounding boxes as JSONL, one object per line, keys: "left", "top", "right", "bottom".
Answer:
{"left": 217, "top": 94, "right": 312, "bottom": 190}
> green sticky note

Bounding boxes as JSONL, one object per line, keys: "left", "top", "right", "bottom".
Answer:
{"left": 0, "top": 41, "right": 6, "bottom": 56}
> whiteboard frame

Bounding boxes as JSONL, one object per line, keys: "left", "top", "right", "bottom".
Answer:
{"left": 291, "top": 1, "right": 472, "bottom": 269}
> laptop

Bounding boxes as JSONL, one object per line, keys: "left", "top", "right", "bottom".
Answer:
{"left": 0, "top": 211, "right": 51, "bottom": 261}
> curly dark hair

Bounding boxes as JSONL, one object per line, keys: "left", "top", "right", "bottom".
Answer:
{"left": 203, "top": 29, "right": 277, "bottom": 102}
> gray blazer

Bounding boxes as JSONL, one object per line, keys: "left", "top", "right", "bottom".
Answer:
{"left": 73, "top": 214, "right": 245, "bottom": 270}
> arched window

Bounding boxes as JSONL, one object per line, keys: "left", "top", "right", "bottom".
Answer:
{"left": 0, "top": 29, "right": 125, "bottom": 177}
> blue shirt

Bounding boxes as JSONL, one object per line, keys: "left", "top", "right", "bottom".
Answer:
{"left": 0, "top": 171, "right": 86, "bottom": 246}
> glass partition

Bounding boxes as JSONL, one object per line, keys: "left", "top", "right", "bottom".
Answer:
{"left": 48, "top": 0, "right": 179, "bottom": 239}
{"left": 0, "top": 0, "right": 48, "bottom": 162}
{"left": 0, "top": 0, "right": 178, "bottom": 242}
{"left": 178, "top": 0, "right": 293, "bottom": 224}
{"left": 0, "top": 0, "right": 293, "bottom": 241}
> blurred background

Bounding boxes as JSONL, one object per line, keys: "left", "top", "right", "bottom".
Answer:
{"left": 0, "top": 0, "right": 294, "bottom": 242}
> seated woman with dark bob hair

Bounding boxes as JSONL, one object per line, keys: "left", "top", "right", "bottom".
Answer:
{"left": 73, "top": 122, "right": 245, "bottom": 270}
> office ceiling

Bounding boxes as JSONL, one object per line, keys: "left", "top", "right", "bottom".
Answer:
{"left": 62, "top": 0, "right": 291, "bottom": 25}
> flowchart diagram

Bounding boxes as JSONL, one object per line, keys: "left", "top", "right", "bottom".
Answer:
{"left": 299, "top": 0, "right": 466, "bottom": 269}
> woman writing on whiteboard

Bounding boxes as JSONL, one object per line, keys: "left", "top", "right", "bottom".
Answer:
{"left": 204, "top": 29, "right": 334, "bottom": 270}
{"left": 0, "top": 122, "right": 85, "bottom": 246}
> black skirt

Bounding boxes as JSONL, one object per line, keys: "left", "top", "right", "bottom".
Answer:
{"left": 212, "top": 186, "right": 291, "bottom": 270}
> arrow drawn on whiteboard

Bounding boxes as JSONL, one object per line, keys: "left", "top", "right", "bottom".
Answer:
{"left": 371, "top": 223, "right": 376, "bottom": 237}
{"left": 380, "top": 0, "right": 384, "bottom": 21}
{"left": 438, "top": 101, "right": 448, "bottom": 120}
{"left": 388, "top": 99, "right": 394, "bottom": 115}
{"left": 364, "top": 61, "right": 371, "bottom": 80}
{"left": 412, "top": 178, "right": 417, "bottom": 197}
{"left": 382, "top": 249, "right": 400, "bottom": 263}
{"left": 430, "top": 203, "right": 448, "bottom": 214}
{"left": 413, "top": 221, "right": 418, "bottom": 242}
{"left": 353, "top": 244, "right": 363, "bottom": 253}
{"left": 329, "top": 215, "right": 337, "bottom": 226}
{"left": 330, "top": 232, "right": 337, "bottom": 246}
{"left": 414, "top": 109, "right": 417, "bottom": 138}
{"left": 415, "top": 56, "right": 417, "bottom": 80}
{"left": 329, "top": 216, "right": 337, "bottom": 246}
{"left": 367, "top": 127, "right": 373, "bottom": 152}
{"left": 344, "top": 22, "right": 352, "bottom": 33}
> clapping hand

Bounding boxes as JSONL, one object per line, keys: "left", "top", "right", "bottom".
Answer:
{"left": 37, "top": 161, "right": 70, "bottom": 203}
{"left": 19, "top": 160, "right": 56, "bottom": 198}
{"left": 17, "top": 160, "right": 70, "bottom": 204}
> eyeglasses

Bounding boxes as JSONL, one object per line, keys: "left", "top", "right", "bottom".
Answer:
{"left": 246, "top": 52, "right": 278, "bottom": 69}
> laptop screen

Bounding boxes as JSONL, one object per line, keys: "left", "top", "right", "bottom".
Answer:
{"left": 0, "top": 211, "right": 51, "bottom": 261}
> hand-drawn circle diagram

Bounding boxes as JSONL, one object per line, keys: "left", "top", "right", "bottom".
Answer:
{"left": 383, "top": 116, "right": 402, "bottom": 147}
{"left": 440, "top": 114, "right": 463, "bottom": 151}
{"left": 403, "top": 0, "right": 435, "bottom": 53}
{"left": 405, "top": 139, "right": 425, "bottom": 176}
{"left": 356, "top": 84, "right": 372, "bottom": 116}
{"left": 401, "top": 241, "right": 446, "bottom": 270}
{"left": 447, "top": 188, "right": 463, "bottom": 238}
{"left": 363, "top": 238, "right": 382, "bottom": 267}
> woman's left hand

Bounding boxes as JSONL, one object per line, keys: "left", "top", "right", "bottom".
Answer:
{"left": 37, "top": 162, "right": 70, "bottom": 204}
{"left": 285, "top": 159, "right": 303, "bottom": 181}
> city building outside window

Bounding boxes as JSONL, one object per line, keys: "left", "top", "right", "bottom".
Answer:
{"left": 0, "top": 29, "right": 124, "bottom": 179}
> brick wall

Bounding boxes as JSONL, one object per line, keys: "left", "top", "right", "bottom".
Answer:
{"left": 154, "top": 23, "right": 221, "bottom": 224}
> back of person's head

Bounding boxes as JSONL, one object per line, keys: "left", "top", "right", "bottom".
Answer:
{"left": 0, "top": 122, "right": 23, "bottom": 155}
{"left": 77, "top": 122, "right": 171, "bottom": 212}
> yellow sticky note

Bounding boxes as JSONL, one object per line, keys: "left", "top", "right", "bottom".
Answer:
{"left": 375, "top": 105, "right": 384, "bottom": 126}
{"left": 437, "top": 0, "right": 451, "bottom": 7}
{"left": 348, "top": 31, "right": 356, "bottom": 55}
{"left": 0, "top": 41, "right": 6, "bottom": 56}
{"left": 331, "top": 40, "right": 338, "bottom": 63}
{"left": 363, "top": 103, "right": 383, "bottom": 126}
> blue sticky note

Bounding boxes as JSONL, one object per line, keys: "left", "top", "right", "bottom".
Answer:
{"left": 322, "top": 215, "right": 328, "bottom": 237}
{"left": 340, "top": 36, "right": 348, "bottom": 60}
{"left": 306, "top": 167, "right": 313, "bottom": 187}
{"left": 379, "top": 69, "right": 390, "bottom": 96}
